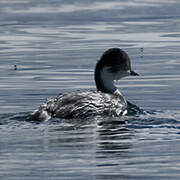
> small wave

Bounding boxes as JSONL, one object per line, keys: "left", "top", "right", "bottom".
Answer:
{"left": 127, "top": 110, "right": 180, "bottom": 130}
{"left": 0, "top": 112, "right": 38, "bottom": 126}
{"left": 0, "top": 107, "right": 180, "bottom": 131}
{"left": 127, "top": 101, "right": 147, "bottom": 116}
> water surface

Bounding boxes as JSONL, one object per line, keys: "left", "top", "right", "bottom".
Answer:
{"left": 1, "top": 0, "right": 180, "bottom": 179}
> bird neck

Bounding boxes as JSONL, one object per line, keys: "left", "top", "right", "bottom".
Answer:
{"left": 95, "top": 65, "right": 117, "bottom": 94}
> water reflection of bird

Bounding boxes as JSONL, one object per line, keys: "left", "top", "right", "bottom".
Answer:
{"left": 30, "top": 48, "right": 139, "bottom": 121}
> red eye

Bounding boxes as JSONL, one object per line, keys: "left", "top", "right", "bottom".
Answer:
{"left": 125, "top": 65, "right": 129, "bottom": 70}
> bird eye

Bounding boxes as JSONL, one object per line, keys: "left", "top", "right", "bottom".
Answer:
{"left": 125, "top": 65, "right": 129, "bottom": 70}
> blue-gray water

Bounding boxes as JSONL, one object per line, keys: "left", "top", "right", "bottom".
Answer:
{"left": 1, "top": 0, "right": 180, "bottom": 179}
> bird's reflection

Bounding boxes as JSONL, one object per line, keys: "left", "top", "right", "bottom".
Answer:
{"left": 40, "top": 115, "right": 134, "bottom": 167}
{"left": 95, "top": 116, "right": 134, "bottom": 163}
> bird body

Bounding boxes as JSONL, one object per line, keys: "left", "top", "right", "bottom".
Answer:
{"left": 30, "top": 48, "right": 138, "bottom": 121}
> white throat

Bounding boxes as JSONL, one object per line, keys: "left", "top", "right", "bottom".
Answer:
{"left": 100, "top": 67, "right": 130, "bottom": 93}
{"left": 100, "top": 67, "right": 116, "bottom": 93}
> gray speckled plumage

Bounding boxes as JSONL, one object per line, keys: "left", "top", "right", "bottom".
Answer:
{"left": 31, "top": 90, "right": 127, "bottom": 121}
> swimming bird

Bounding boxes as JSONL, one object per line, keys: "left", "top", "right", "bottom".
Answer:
{"left": 30, "top": 48, "right": 139, "bottom": 121}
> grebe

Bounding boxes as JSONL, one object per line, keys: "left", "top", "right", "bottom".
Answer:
{"left": 30, "top": 48, "right": 139, "bottom": 121}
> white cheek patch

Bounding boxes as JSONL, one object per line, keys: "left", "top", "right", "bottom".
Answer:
{"left": 101, "top": 67, "right": 114, "bottom": 80}
{"left": 101, "top": 66, "right": 130, "bottom": 81}
{"left": 114, "top": 70, "right": 130, "bottom": 80}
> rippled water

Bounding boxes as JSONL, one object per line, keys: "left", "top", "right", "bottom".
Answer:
{"left": 1, "top": 0, "right": 180, "bottom": 179}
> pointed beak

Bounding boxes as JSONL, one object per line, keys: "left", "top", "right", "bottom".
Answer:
{"left": 130, "top": 70, "right": 139, "bottom": 76}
